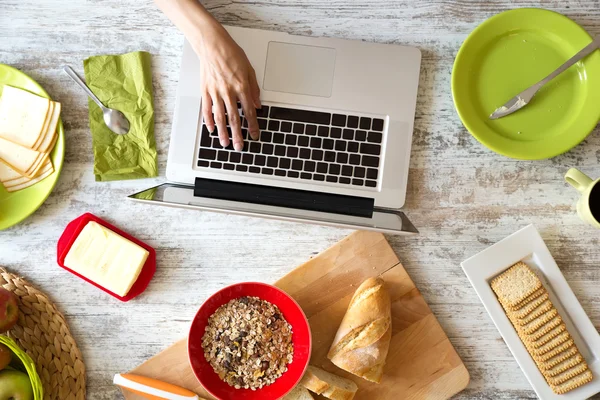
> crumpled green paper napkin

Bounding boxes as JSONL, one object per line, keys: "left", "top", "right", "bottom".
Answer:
{"left": 83, "top": 51, "right": 157, "bottom": 181}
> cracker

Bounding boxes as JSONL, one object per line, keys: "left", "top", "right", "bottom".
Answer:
{"left": 522, "top": 309, "right": 558, "bottom": 334}
{"left": 491, "top": 262, "right": 542, "bottom": 307}
{"left": 546, "top": 354, "right": 584, "bottom": 377}
{"left": 512, "top": 292, "right": 550, "bottom": 316}
{"left": 532, "top": 323, "right": 567, "bottom": 347}
{"left": 547, "top": 363, "right": 589, "bottom": 385}
{"left": 540, "top": 346, "right": 579, "bottom": 370}
{"left": 551, "top": 370, "right": 593, "bottom": 394}
{"left": 527, "top": 316, "right": 563, "bottom": 341}
{"left": 517, "top": 299, "right": 553, "bottom": 325}
{"left": 531, "top": 335, "right": 573, "bottom": 357}
{"left": 511, "top": 287, "right": 546, "bottom": 311}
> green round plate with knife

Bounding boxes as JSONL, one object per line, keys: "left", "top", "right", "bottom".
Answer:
{"left": 452, "top": 8, "right": 600, "bottom": 160}
{"left": 0, "top": 64, "right": 65, "bottom": 230}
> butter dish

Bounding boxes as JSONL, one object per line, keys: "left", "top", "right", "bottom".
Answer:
{"left": 57, "top": 213, "right": 156, "bottom": 301}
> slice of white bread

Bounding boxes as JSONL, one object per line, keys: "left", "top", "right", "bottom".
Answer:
{"left": 282, "top": 385, "right": 315, "bottom": 400}
{"left": 300, "top": 366, "right": 358, "bottom": 400}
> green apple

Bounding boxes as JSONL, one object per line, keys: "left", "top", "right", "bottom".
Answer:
{"left": 0, "top": 343, "right": 11, "bottom": 370}
{"left": 0, "top": 370, "right": 33, "bottom": 400}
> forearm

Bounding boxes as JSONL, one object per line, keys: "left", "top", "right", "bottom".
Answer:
{"left": 154, "top": 0, "right": 224, "bottom": 54}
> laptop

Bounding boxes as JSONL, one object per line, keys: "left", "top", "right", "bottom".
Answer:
{"left": 129, "top": 26, "right": 422, "bottom": 235}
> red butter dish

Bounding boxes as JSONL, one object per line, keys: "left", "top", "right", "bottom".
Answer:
{"left": 57, "top": 213, "right": 156, "bottom": 302}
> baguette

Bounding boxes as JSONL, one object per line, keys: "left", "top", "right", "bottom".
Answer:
{"left": 327, "top": 277, "right": 391, "bottom": 383}
{"left": 282, "top": 385, "right": 315, "bottom": 400}
{"left": 300, "top": 366, "right": 357, "bottom": 400}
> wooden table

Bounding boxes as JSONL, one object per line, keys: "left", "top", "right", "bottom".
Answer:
{"left": 1, "top": 1, "right": 599, "bottom": 399}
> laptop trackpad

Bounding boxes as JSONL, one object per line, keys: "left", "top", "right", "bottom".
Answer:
{"left": 263, "top": 42, "right": 336, "bottom": 97}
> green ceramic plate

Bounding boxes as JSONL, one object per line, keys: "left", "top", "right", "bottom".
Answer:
{"left": 452, "top": 8, "right": 600, "bottom": 159}
{"left": 0, "top": 64, "right": 64, "bottom": 230}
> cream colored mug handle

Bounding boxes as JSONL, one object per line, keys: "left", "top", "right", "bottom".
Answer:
{"left": 565, "top": 168, "right": 593, "bottom": 193}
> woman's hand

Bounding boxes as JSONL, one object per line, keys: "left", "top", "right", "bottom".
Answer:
{"left": 155, "top": 0, "right": 261, "bottom": 151}
{"left": 195, "top": 23, "right": 261, "bottom": 150}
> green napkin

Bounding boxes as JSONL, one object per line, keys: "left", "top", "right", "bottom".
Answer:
{"left": 83, "top": 51, "right": 157, "bottom": 181}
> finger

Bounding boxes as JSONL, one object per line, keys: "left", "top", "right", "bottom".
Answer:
{"left": 249, "top": 68, "right": 261, "bottom": 109}
{"left": 212, "top": 93, "right": 229, "bottom": 148}
{"left": 240, "top": 91, "right": 260, "bottom": 141}
{"left": 224, "top": 93, "right": 243, "bottom": 151}
{"left": 201, "top": 91, "right": 215, "bottom": 133}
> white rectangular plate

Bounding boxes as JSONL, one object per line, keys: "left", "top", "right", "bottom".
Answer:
{"left": 461, "top": 224, "right": 600, "bottom": 399}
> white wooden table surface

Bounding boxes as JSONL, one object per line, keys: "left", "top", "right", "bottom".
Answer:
{"left": 1, "top": 1, "right": 599, "bottom": 399}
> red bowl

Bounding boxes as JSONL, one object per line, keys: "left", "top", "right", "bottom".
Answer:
{"left": 188, "top": 282, "right": 311, "bottom": 400}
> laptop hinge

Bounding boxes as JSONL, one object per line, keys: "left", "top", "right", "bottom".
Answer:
{"left": 194, "top": 178, "right": 374, "bottom": 218}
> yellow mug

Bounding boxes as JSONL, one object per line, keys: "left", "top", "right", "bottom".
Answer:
{"left": 565, "top": 168, "right": 600, "bottom": 228}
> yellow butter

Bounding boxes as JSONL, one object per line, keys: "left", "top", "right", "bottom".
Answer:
{"left": 64, "top": 221, "right": 149, "bottom": 297}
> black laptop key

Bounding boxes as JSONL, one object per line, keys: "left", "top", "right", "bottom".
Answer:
{"left": 241, "top": 128, "right": 248, "bottom": 140}
{"left": 209, "top": 125, "right": 219, "bottom": 137}
{"left": 366, "top": 168, "right": 378, "bottom": 180}
{"left": 339, "top": 177, "right": 351, "bottom": 184}
{"left": 341, "top": 166, "right": 353, "bottom": 177}
{"left": 335, "top": 140, "right": 346, "bottom": 151}
{"left": 300, "top": 172, "right": 312, "bottom": 180}
{"left": 242, "top": 153, "right": 254, "bottom": 165}
{"left": 292, "top": 159, "right": 303, "bottom": 170}
{"left": 267, "top": 156, "right": 278, "bottom": 168}
{"left": 347, "top": 115, "right": 359, "bottom": 128}
{"left": 310, "top": 137, "right": 322, "bottom": 148}
{"left": 372, "top": 118, "right": 384, "bottom": 131}
{"left": 199, "top": 148, "right": 217, "bottom": 160}
{"left": 317, "top": 162, "right": 328, "bottom": 174}
{"left": 293, "top": 123, "right": 304, "bottom": 134}
{"left": 254, "top": 155, "right": 266, "bottom": 166}
{"left": 249, "top": 142, "right": 261, "bottom": 153}
{"left": 242, "top": 141, "right": 249, "bottom": 152}
{"left": 287, "top": 147, "right": 299, "bottom": 158}
{"left": 275, "top": 145, "right": 286, "bottom": 156}
{"left": 304, "top": 161, "right": 316, "bottom": 172}
{"left": 211, "top": 161, "right": 222, "bottom": 169}
{"left": 354, "top": 167, "right": 366, "bottom": 178}
{"left": 324, "top": 151, "right": 336, "bottom": 162}
{"left": 270, "top": 106, "right": 331, "bottom": 125}
{"left": 259, "top": 131, "right": 271, "bottom": 143}
{"left": 249, "top": 166, "right": 260, "bottom": 173}
{"left": 217, "top": 151, "right": 229, "bottom": 162}
{"left": 360, "top": 143, "right": 381, "bottom": 155}
{"left": 229, "top": 152, "right": 241, "bottom": 163}
{"left": 361, "top": 155, "right": 379, "bottom": 167}
{"left": 200, "top": 127, "right": 212, "bottom": 147}
{"left": 258, "top": 118, "right": 268, "bottom": 130}
{"left": 288, "top": 171, "right": 299, "bottom": 178}
{"left": 326, "top": 175, "right": 338, "bottom": 183}
{"left": 273, "top": 133, "right": 285, "bottom": 144}
{"left": 279, "top": 158, "right": 292, "bottom": 169}
{"left": 359, "top": 117, "right": 371, "bottom": 130}
{"left": 352, "top": 179, "right": 364, "bottom": 186}
{"left": 330, "top": 127, "right": 342, "bottom": 139}
{"left": 197, "top": 160, "right": 209, "bottom": 167}
{"left": 256, "top": 106, "right": 269, "bottom": 117}
{"left": 365, "top": 180, "right": 377, "bottom": 187}
{"left": 242, "top": 118, "right": 248, "bottom": 128}
{"left": 212, "top": 138, "right": 221, "bottom": 148}
{"left": 285, "top": 135, "right": 297, "bottom": 146}
{"left": 313, "top": 174, "right": 325, "bottom": 181}
{"left": 355, "top": 130, "right": 367, "bottom": 141}
{"left": 268, "top": 120, "right": 280, "bottom": 131}
{"left": 299, "top": 148, "right": 311, "bottom": 159}
{"left": 262, "top": 168, "right": 274, "bottom": 175}
{"left": 236, "top": 165, "right": 248, "bottom": 172}
{"left": 275, "top": 169, "right": 286, "bottom": 177}
{"left": 347, "top": 142, "right": 359, "bottom": 153}
{"left": 329, "top": 164, "right": 341, "bottom": 175}
{"left": 262, "top": 143, "right": 274, "bottom": 155}
{"left": 224, "top": 163, "right": 235, "bottom": 171}
{"left": 311, "top": 149, "right": 324, "bottom": 161}
{"left": 367, "top": 132, "right": 383, "bottom": 143}
{"left": 298, "top": 136, "right": 309, "bottom": 147}
{"left": 349, "top": 154, "right": 361, "bottom": 165}
{"left": 281, "top": 121, "right": 292, "bottom": 133}
{"left": 332, "top": 114, "right": 346, "bottom": 127}
{"left": 317, "top": 126, "right": 329, "bottom": 137}
{"left": 305, "top": 124, "right": 317, "bottom": 136}
{"left": 337, "top": 152, "right": 348, "bottom": 164}
{"left": 323, "top": 139, "right": 334, "bottom": 150}
{"left": 342, "top": 129, "right": 354, "bottom": 140}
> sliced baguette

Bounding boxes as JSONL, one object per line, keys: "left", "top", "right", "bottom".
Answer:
{"left": 300, "top": 366, "right": 357, "bottom": 400}
{"left": 282, "top": 385, "right": 315, "bottom": 400}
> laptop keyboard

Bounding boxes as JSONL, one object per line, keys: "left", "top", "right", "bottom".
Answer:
{"left": 196, "top": 105, "right": 384, "bottom": 188}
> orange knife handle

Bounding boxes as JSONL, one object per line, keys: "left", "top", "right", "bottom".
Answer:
{"left": 114, "top": 373, "right": 200, "bottom": 400}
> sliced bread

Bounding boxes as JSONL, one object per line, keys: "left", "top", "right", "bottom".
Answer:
{"left": 282, "top": 385, "right": 315, "bottom": 400}
{"left": 300, "top": 366, "right": 358, "bottom": 400}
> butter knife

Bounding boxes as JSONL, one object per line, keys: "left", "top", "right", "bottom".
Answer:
{"left": 490, "top": 35, "right": 600, "bottom": 120}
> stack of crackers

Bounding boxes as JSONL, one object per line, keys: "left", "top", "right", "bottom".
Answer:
{"left": 491, "top": 262, "right": 592, "bottom": 394}
{"left": 0, "top": 85, "right": 61, "bottom": 192}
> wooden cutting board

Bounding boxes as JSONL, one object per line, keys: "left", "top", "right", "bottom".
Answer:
{"left": 122, "top": 231, "right": 469, "bottom": 400}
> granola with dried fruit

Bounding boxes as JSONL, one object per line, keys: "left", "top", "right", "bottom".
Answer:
{"left": 201, "top": 296, "right": 294, "bottom": 390}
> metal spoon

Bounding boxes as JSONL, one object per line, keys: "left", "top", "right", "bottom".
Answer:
{"left": 63, "top": 65, "right": 130, "bottom": 135}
